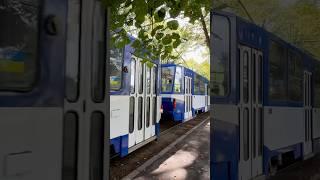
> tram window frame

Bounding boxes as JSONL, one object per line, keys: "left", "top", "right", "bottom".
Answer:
{"left": 0, "top": 1, "right": 40, "bottom": 91}
{"left": 269, "top": 40, "right": 288, "bottom": 102}
{"left": 161, "top": 66, "right": 175, "bottom": 93}
{"left": 138, "top": 62, "right": 144, "bottom": 94}
{"left": 288, "top": 50, "right": 303, "bottom": 102}
{"left": 212, "top": 15, "right": 230, "bottom": 97}
{"left": 110, "top": 46, "right": 124, "bottom": 91}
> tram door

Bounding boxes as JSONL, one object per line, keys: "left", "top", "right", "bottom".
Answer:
{"left": 304, "top": 71, "right": 313, "bottom": 157}
{"left": 184, "top": 76, "right": 193, "bottom": 120}
{"left": 239, "top": 46, "right": 263, "bottom": 180}
{"left": 129, "top": 58, "right": 157, "bottom": 148}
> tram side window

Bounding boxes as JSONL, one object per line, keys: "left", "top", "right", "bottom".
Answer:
{"left": 110, "top": 47, "right": 124, "bottom": 91}
{"left": 212, "top": 15, "right": 230, "bottom": 97}
{"left": 194, "top": 74, "right": 200, "bottom": 94}
{"left": 315, "top": 64, "right": 320, "bottom": 107}
{"left": 174, "top": 66, "right": 182, "bottom": 93}
{"left": 0, "top": 1, "right": 39, "bottom": 90}
{"left": 269, "top": 41, "right": 287, "bottom": 101}
{"left": 200, "top": 79, "right": 205, "bottom": 94}
{"left": 288, "top": 51, "right": 303, "bottom": 102}
{"left": 161, "top": 66, "right": 174, "bottom": 93}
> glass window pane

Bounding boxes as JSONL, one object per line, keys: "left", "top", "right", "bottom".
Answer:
{"left": 258, "top": 56, "right": 263, "bottom": 104}
{"left": 243, "top": 108, "right": 249, "bottom": 161}
{"left": 146, "top": 97, "right": 150, "bottom": 127}
{"left": 212, "top": 15, "right": 230, "bottom": 96}
{"left": 139, "top": 62, "right": 144, "bottom": 94}
{"left": 174, "top": 66, "right": 182, "bottom": 93}
{"left": 0, "top": 1, "right": 39, "bottom": 90}
{"left": 288, "top": 51, "right": 303, "bottom": 102}
{"left": 153, "top": 66, "right": 157, "bottom": 94}
{"left": 138, "top": 97, "right": 143, "bottom": 130}
{"left": 153, "top": 97, "right": 157, "bottom": 125}
{"left": 258, "top": 108, "right": 263, "bottom": 156}
{"left": 243, "top": 51, "right": 249, "bottom": 103}
{"left": 130, "top": 59, "right": 135, "bottom": 94}
{"left": 253, "top": 54, "right": 256, "bottom": 103}
{"left": 194, "top": 74, "right": 200, "bottom": 94}
{"left": 110, "top": 47, "right": 123, "bottom": 91}
{"left": 269, "top": 41, "right": 287, "bottom": 101}
{"left": 161, "top": 66, "right": 174, "bottom": 93}
{"left": 66, "top": 0, "right": 80, "bottom": 102}
{"left": 146, "top": 66, "right": 151, "bottom": 94}
{"left": 129, "top": 97, "right": 134, "bottom": 133}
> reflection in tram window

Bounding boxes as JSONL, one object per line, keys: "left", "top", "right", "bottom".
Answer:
{"left": 0, "top": 0, "right": 39, "bottom": 90}
{"left": 110, "top": 47, "right": 124, "bottom": 91}
{"left": 161, "top": 66, "right": 175, "bottom": 92}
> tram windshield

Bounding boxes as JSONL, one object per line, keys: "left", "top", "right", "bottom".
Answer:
{"left": 161, "top": 66, "right": 175, "bottom": 93}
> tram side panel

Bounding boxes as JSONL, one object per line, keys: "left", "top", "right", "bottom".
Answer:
{"left": 212, "top": 11, "right": 320, "bottom": 180}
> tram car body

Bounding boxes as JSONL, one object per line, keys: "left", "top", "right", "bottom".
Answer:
{"left": 211, "top": 11, "right": 320, "bottom": 180}
{"left": 110, "top": 36, "right": 161, "bottom": 157}
{"left": 0, "top": 1, "right": 109, "bottom": 180}
{"left": 161, "top": 64, "right": 209, "bottom": 122}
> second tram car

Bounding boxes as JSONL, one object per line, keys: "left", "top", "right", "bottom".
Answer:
{"left": 211, "top": 11, "right": 320, "bottom": 180}
{"left": 110, "top": 36, "right": 161, "bottom": 157}
{"left": 161, "top": 64, "right": 209, "bottom": 122}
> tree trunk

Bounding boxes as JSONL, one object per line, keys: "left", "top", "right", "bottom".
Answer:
{"left": 200, "top": 12, "right": 210, "bottom": 48}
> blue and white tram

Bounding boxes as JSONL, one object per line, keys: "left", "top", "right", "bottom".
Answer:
{"left": 211, "top": 11, "right": 320, "bottom": 180}
{"left": 161, "top": 64, "right": 209, "bottom": 122}
{"left": 0, "top": 1, "right": 109, "bottom": 180}
{"left": 110, "top": 36, "right": 161, "bottom": 157}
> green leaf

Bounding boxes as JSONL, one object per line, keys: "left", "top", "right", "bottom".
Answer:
{"left": 173, "top": 39, "right": 181, "bottom": 48}
{"left": 162, "top": 34, "right": 172, "bottom": 45}
{"left": 167, "top": 20, "right": 179, "bottom": 30}
{"left": 151, "top": 25, "right": 164, "bottom": 36}
{"left": 155, "top": 33, "right": 164, "bottom": 40}
{"left": 169, "top": 9, "right": 180, "bottom": 18}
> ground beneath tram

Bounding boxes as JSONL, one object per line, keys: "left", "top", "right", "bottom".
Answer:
{"left": 110, "top": 112, "right": 209, "bottom": 179}
{"left": 268, "top": 154, "right": 320, "bottom": 180}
